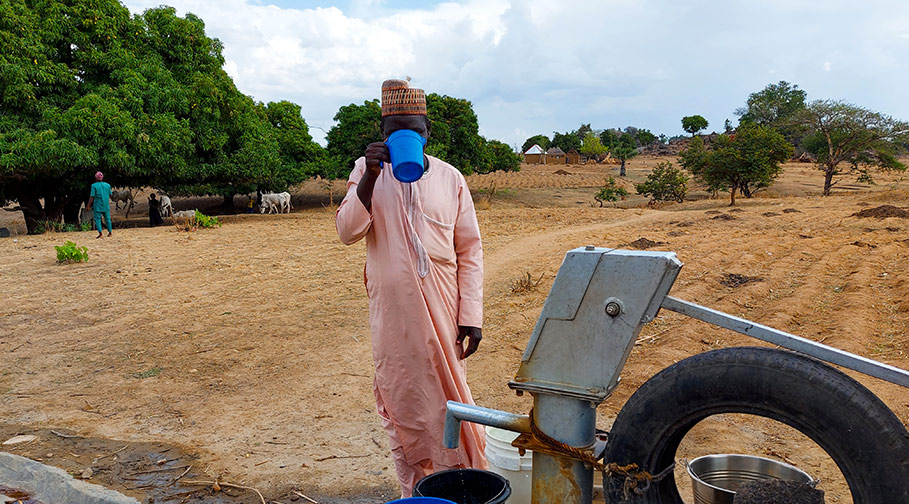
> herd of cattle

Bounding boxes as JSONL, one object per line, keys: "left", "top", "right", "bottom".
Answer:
{"left": 82, "top": 189, "right": 295, "bottom": 224}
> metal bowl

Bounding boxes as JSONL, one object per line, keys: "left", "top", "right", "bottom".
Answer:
{"left": 686, "top": 454, "right": 814, "bottom": 504}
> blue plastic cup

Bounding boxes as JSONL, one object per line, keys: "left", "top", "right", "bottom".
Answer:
{"left": 385, "top": 129, "right": 428, "bottom": 183}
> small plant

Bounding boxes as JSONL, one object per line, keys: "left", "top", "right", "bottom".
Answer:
{"left": 635, "top": 161, "right": 689, "bottom": 204}
{"left": 35, "top": 219, "right": 65, "bottom": 234}
{"left": 133, "top": 367, "right": 162, "bottom": 379}
{"left": 80, "top": 221, "right": 92, "bottom": 232}
{"left": 55, "top": 241, "right": 89, "bottom": 263}
{"left": 194, "top": 210, "right": 221, "bottom": 229}
{"left": 511, "top": 272, "right": 544, "bottom": 294}
{"left": 594, "top": 177, "right": 629, "bottom": 207}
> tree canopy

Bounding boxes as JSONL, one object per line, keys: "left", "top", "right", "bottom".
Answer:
{"left": 0, "top": 0, "right": 322, "bottom": 232}
{"left": 736, "top": 81, "right": 807, "bottom": 146}
{"left": 635, "top": 161, "right": 688, "bottom": 204}
{"left": 551, "top": 130, "right": 581, "bottom": 153}
{"left": 579, "top": 132, "right": 606, "bottom": 160}
{"left": 521, "top": 134, "right": 550, "bottom": 153}
{"left": 679, "top": 124, "right": 793, "bottom": 205}
{"left": 796, "top": 100, "right": 909, "bottom": 195}
{"left": 737, "top": 81, "right": 807, "bottom": 128}
{"left": 325, "top": 94, "right": 519, "bottom": 178}
{"left": 681, "top": 115, "right": 709, "bottom": 136}
{"left": 324, "top": 99, "right": 382, "bottom": 176}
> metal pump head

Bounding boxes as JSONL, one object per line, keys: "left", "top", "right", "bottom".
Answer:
{"left": 509, "top": 247, "right": 682, "bottom": 402}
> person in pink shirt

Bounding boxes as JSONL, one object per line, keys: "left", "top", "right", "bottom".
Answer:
{"left": 335, "top": 79, "right": 488, "bottom": 497}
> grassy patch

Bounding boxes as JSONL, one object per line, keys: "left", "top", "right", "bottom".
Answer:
{"left": 133, "top": 367, "right": 163, "bottom": 379}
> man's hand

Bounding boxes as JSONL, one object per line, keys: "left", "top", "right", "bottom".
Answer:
{"left": 457, "top": 326, "right": 482, "bottom": 359}
{"left": 358, "top": 142, "right": 390, "bottom": 210}
{"left": 365, "top": 141, "right": 390, "bottom": 175}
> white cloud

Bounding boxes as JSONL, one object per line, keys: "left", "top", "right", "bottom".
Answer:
{"left": 122, "top": 0, "right": 909, "bottom": 147}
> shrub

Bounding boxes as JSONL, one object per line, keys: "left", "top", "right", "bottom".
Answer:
{"left": 194, "top": 210, "right": 221, "bottom": 229}
{"left": 55, "top": 241, "right": 89, "bottom": 263}
{"left": 35, "top": 220, "right": 65, "bottom": 234}
{"left": 594, "top": 177, "right": 629, "bottom": 207}
{"left": 635, "top": 162, "right": 689, "bottom": 204}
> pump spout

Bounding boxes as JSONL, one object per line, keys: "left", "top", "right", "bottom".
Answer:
{"left": 443, "top": 401, "right": 530, "bottom": 449}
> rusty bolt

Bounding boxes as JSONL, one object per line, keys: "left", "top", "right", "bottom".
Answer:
{"left": 605, "top": 301, "right": 621, "bottom": 317}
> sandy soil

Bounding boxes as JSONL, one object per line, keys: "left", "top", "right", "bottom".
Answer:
{"left": 1, "top": 157, "right": 907, "bottom": 503}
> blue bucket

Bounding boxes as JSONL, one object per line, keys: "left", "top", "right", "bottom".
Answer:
{"left": 386, "top": 498, "right": 456, "bottom": 504}
{"left": 385, "top": 129, "right": 427, "bottom": 183}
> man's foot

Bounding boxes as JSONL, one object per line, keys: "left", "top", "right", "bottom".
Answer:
{"left": 96, "top": 233, "right": 102, "bottom": 239}
{"left": 107, "top": 232, "right": 112, "bottom": 237}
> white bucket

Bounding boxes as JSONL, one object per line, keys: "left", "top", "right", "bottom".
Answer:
{"left": 484, "top": 426, "right": 532, "bottom": 504}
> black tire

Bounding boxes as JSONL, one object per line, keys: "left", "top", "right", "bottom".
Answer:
{"left": 603, "top": 347, "right": 909, "bottom": 503}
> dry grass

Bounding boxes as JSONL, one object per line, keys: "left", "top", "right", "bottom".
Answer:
{"left": 510, "top": 271, "right": 544, "bottom": 294}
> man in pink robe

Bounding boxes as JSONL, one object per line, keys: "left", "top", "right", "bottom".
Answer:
{"left": 335, "top": 79, "right": 488, "bottom": 497}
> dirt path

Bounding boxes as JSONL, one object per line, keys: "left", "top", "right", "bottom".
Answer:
{"left": 1, "top": 160, "right": 908, "bottom": 503}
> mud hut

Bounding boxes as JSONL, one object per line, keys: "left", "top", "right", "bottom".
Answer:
{"left": 523, "top": 144, "right": 546, "bottom": 164}
{"left": 545, "top": 146, "right": 567, "bottom": 164}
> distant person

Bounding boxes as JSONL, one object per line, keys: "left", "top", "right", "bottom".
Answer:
{"left": 247, "top": 196, "right": 255, "bottom": 213}
{"left": 87, "top": 171, "right": 112, "bottom": 238}
{"left": 336, "top": 79, "right": 487, "bottom": 497}
{"left": 148, "top": 193, "right": 164, "bottom": 227}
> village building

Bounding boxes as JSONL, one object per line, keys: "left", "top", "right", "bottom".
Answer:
{"left": 523, "top": 144, "right": 546, "bottom": 164}
{"left": 545, "top": 146, "right": 567, "bottom": 164}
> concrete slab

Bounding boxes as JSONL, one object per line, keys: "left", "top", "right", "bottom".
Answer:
{"left": 0, "top": 452, "right": 140, "bottom": 504}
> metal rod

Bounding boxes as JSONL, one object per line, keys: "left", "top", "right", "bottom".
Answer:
{"left": 661, "top": 296, "right": 909, "bottom": 388}
{"left": 443, "top": 401, "right": 530, "bottom": 449}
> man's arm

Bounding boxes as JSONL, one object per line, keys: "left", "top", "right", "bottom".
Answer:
{"left": 356, "top": 141, "right": 389, "bottom": 211}
{"left": 453, "top": 175, "right": 484, "bottom": 359}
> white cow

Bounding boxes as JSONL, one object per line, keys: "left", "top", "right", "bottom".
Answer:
{"left": 259, "top": 192, "right": 292, "bottom": 214}
{"left": 278, "top": 191, "right": 292, "bottom": 213}
{"left": 159, "top": 195, "right": 173, "bottom": 217}
{"left": 172, "top": 209, "right": 196, "bottom": 219}
{"left": 259, "top": 193, "right": 282, "bottom": 214}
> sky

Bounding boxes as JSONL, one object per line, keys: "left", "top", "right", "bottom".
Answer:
{"left": 121, "top": 0, "right": 909, "bottom": 149}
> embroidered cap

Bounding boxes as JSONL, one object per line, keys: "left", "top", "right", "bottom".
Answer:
{"left": 381, "top": 79, "right": 426, "bottom": 117}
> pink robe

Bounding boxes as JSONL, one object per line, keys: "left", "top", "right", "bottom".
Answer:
{"left": 336, "top": 155, "right": 488, "bottom": 487}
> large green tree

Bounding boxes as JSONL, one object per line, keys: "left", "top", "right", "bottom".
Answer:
{"left": 579, "top": 132, "right": 606, "bottom": 161}
{"left": 0, "top": 1, "right": 321, "bottom": 232}
{"left": 736, "top": 81, "right": 807, "bottom": 146}
{"left": 325, "top": 99, "right": 382, "bottom": 175}
{"left": 681, "top": 115, "right": 709, "bottom": 136}
{"left": 551, "top": 130, "right": 581, "bottom": 153}
{"left": 325, "top": 93, "right": 517, "bottom": 178}
{"left": 521, "top": 134, "right": 550, "bottom": 153}
{"left": 481, "top": 139, "right": 521, "bottom": 174}
{"left": 796, "top": 100, "right": 909, "bottom": 195}
{"left": 425, "top": 93, "right": 485, "bottom": 174}
{"left": 679, "top": 124, "right": 793, "bottom": 205}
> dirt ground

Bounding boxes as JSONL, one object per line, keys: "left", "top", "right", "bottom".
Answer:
{"left": 1, "top": 157, "right": 908, "bottom": 503}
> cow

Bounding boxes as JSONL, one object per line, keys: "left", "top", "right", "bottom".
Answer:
{"left": 172, "top": 209, "right": 196, "bottom": 219}
{"left": 110, "top": 189, "right": 136, "bottom": 218}
{"left": 259, "top": 192, "right": 291, "bottom": 214}
{"left": 259, "top": 193, "right": 283, "bottom": 214}
{"left": 278, "top": 191, "right": 292, "bottom": 213}
{"left": 159, "top": 195, "right": 173, "bottom": 217}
